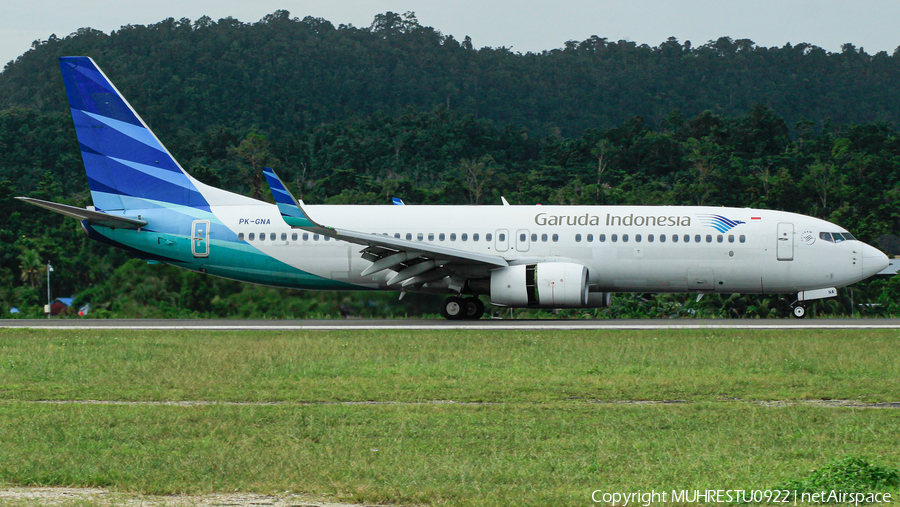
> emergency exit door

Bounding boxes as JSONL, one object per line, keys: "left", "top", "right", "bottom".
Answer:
{"left": 192, "top": 220, "right": 210, "bottom": 258}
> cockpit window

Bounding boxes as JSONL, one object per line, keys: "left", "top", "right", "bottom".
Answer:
{"left": 819, "top": 232, "right": 833, "bottom": 242}
{"left": 829, "top": 232, "right": 855, "bottom": 243}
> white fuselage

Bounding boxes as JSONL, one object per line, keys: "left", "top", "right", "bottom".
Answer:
{"left": 207, "top": 203, "right": 885, "bottom": 295}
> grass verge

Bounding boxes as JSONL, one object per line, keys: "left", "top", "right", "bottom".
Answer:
{"left": 0, "top": 328, "right": 898, "bottom": 506}
{"left": 0, "top": 402, "right": 899, "bottom": 506}
{"left": 0, "top": 328, "right": 898, "bottom": 403}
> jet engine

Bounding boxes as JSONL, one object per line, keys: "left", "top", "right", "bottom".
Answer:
{"left": 490, "top": 262, "right": 589, "bottom": 308}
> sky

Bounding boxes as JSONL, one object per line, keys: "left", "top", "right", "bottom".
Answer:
{"left": 3, "top": 0, "right": 900, "bottom": 68}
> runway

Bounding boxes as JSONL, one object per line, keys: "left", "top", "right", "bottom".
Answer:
{"left": 4, "top": 318, "right": 900, "bottom": 330}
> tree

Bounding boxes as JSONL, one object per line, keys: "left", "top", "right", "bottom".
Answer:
{"left": 590, "top": 139, "right": 612, "bottom": 201}
{"left": 459, "top": 156, "right": 496, "bottom": 205}
{"left": 17, "top": 249, "right": 44, "bottom": 288}
{"left": 230, "top": 131, "right": 276, "bottom": 200}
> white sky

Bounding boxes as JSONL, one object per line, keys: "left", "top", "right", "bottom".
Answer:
{"left": 3, "top": 0, "right": 900, "bottom": 67}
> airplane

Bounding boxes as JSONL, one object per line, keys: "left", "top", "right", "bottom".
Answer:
{"left": 17, "top": 56, "right": 891, "bottom": 320}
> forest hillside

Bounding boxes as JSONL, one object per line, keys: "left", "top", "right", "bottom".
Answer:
{"left": 2, "top": 11, "right": 900, "bottom": 318}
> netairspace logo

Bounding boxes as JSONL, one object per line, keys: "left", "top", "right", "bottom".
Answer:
{"left": 699, "top": 214, "right": 745, "bottom": 233}
{"left": 590, "top": 489, "right": 893, "bottom": 506}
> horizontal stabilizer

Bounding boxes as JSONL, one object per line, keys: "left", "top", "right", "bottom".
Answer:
{"left": 16, "top": 197, "right": 148, "bottom": 229}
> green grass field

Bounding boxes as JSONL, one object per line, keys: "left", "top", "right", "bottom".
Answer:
{"left": 0, "top": 328, "right": 898, "bottom": 506}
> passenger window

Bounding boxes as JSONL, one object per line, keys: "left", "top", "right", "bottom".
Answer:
{"left": 292, "top": 233, "right": 298, "bottom": 241}
{"left": 706, "top": 235, "right": 713, "bottom": 243}
{"left": 474, "top": 233, "right": 479, "bottom": 241}
{"left": 542, "top": 233, "right": 548, "bottom": 242}
{"left": 532, "top": 233, "right": 538, "bottom": 242}
{"left": 552, "top": 234, "right": 559, "bottom": 242}
{"left": 395, "top": 233, "right": 401, "bottom": 238}
{"left": 819, "top": 232, "right": 833, "bottom": 242}
{"left": 462, "top": 233, "right": 468, "bottom": 241}
{"left": 417, "top": 233, "right": 424, "bottom": 241}
{"left": 406, "top": 233, "right": 412, "bottom": 240}
{"left": 519, "top": 233, "right": 526, "bottom": 242}
{"left": 660, "top": 234, "right": 666, "bottom": 243}
{"left": 648, "top": 234, "right": 654, "bottom": 243}
{"left": 622, "top": 234, "right": 629, "bottom": 242}
{"left": 695, "top": 234, "right": 701, "bottom": 243}
{"left": 739, "top": 235, "right": 746, "bottom": 243}
{"left": 313, "top": 234, "right": 320, "bottom": 241}
{"left": 612, "top": 234, "right": 618, "bottom": 242}
{"left": 635, "top": 234, "right": 641, "bottom": 242}
{"left": 451, "top": 233, "right": 457, "bottom": 241}
{"left": 672, "top": 234, "right": 678, "bottom": 243}
{"left": 587, "top": 234, "right": 593, "bottom": 242}
{"left": 497, "top": 233, "right": 504, "bottom": 241}
{"left": 270, "top": 233, "right": 276, "bottom": 241}
{"left": 239, "top": 233, "right": 245, "bottom": 241}
{"left": 428, "top": 233, "right": 434, "bottom": 241}
{"left": 599, "top": 234, "right": 606, "bottom": 242}
{"left": 324, "top": 236, "right": 330, "bottom": 241}
{"left": 486, "top": 233, "right": 492, "bottom": 241}
{"left": 728, "top": 235, "right": 734, "bottom": 243}
{"left": 575, "top": 234, "right": 582, "bottom": 242}
{"left": 281, "top": 233, "right": 287, "bottom": 241}
{"left": 303, "top": 233, "right": 309, "bottom": 241}
{"left": 717, "top": 235, "right": 724, "bottom": 243}
{"left": 440, "top": 233, "right": 446, "bottom": 241}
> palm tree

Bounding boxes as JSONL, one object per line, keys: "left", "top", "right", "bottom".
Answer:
{"left": 18, "top": 249, "right": 45, "bottom": 288}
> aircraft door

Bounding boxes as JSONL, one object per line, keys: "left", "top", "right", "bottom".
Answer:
{"left": 515, "top": 229, "right": 530, "bottom": 252}
{"left": 495, "top": 229, "right": 509, "bottom": 252}
{"left": 191, "top": 220, "right": 210, "bottom": 258}
{"left": 776, "top": 222, "right": 793, "bottom": 261}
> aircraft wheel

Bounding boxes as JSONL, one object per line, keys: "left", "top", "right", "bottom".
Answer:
{"left": 463, "top": 297, "right": 485, "bottom": 320}
{"left": 792, "top": 305, "right": 806, "bottom": 319}
{"left": 441, "top": 296, "right": 466, "bottom": 320}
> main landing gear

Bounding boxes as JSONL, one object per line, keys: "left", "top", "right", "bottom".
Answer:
{"left": 440, "top": 296, "right": 485, "bottom": 320}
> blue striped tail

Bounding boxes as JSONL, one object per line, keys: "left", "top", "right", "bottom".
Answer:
{"left": 58, "top": 56, "right": 209, "bottom": 212}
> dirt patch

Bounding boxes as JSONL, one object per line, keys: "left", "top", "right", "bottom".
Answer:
{"left": 0, "top": 487, "right": 394, "bottom": 507}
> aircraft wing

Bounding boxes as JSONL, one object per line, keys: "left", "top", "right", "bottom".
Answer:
{"left": 16, "top": 197, "right": 148, "bottom": 229}
{"left": 263, "top": 168, "right": 508, "bottom": 288}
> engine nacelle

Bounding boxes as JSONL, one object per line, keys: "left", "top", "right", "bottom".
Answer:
{"left": 490, "top": 262, "right": 589, "bottom": 308}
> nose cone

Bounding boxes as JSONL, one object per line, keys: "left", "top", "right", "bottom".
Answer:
{"left": 862, "top": 243, "right": 890, "bottom": 278}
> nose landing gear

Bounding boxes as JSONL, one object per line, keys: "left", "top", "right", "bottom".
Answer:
{"left": 788, "top": 287, "right": 837, "bottom": 319}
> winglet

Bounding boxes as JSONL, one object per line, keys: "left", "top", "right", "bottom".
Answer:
{"left": 262, "top": 167, "right": 327, "bottom": 230}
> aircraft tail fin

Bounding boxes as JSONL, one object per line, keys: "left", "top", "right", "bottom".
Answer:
{"left": 58, "top": 56, "right": 209, "bottom": 211}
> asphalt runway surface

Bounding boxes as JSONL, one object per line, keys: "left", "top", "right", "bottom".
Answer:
{"left": 4, "top": 318, "right": 900, "bottom": 330}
